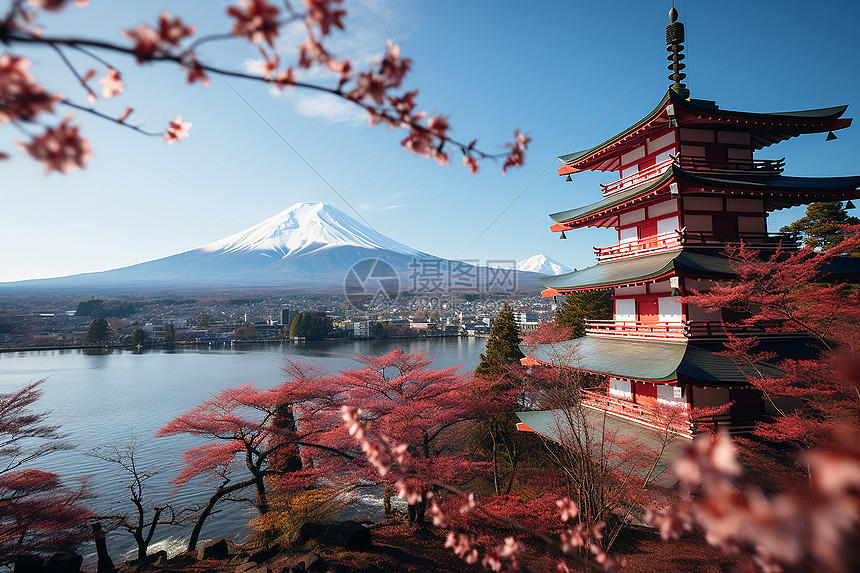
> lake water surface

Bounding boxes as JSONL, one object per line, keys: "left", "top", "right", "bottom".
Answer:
{"left": 0, "top": 337, "right": 486, "bottom": 562}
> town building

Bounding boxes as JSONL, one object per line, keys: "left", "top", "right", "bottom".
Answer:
{"left": 521, "top": 9, "right": 860, "bottom": 436}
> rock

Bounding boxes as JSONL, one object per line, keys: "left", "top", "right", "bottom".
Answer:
{"left": 13, "top": 555, "right": 43, "bottom": 573}
{"left": 43, "top": 552, "right": 83, "bottom": 573}
{"left": 249, "top": 544, "right": 281, "bottom": 564}
{"left": 166, "top": 551, "right": 197, "bottom": 566}
{"left": 293, "top": 521, "right": 371, "bottom": 550}
{"left": 302, "top": 552, "right": 326, "bottom": 572}
{"left": 197, "top": 538, "right": 229, "bottom": 560}
{"left": 236, "top": 561, "right": 259, "bottom": 573}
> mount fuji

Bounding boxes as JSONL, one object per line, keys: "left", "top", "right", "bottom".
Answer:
{"left": 4, "top": 202, "right": 543, "bottom": 291}
{"left": 517, "top": 254, "right": 573, "bottom": 276}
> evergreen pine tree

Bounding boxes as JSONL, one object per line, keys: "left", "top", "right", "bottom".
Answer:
{"left": 555, "top": 290, "right": 612, "bottom": 338}
{"left": 475, "top": 303, "right": 523, "bottom": 379}
{"left": 781, "top": 201, "right": 860, "bottom": 250}
{"left": 83, "top": 318, "right": 111, "bottom": 346}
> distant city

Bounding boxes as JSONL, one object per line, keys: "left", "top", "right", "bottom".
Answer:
{"left": 0, "top": 290, "right": 553, "bottom": 350}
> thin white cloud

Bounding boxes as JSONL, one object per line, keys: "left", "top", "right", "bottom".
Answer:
{"left": 293, "top": 92, "right": 366, "bottom": 125}
{"left": 244, "top": 0, "right": 418, "bottom": 124}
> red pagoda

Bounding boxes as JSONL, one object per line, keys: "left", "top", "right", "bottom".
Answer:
{"left": 521, "top": 9, "right": 860, "bottom": 437}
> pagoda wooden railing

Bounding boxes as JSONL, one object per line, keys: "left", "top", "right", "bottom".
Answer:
{"left": 594, "top": 230, "right": 682, "bottom": 261}
{"left": 594, "top": 230, "right": 799, "bottom": 262}
{"left": 600, "top": 158, "right": 673, "bottom": 197}
{"left": 673, "top": 154, "right": 785, "bottom": 174}
{"left": 580, "top": 389, "right": 694, "bottom": 437}
{"left": 585, "top": 319, "right": 688, "bottom": 339}
{"left": 679, "top": 231, "right": 800, "bottom": 250}
{"left": 585, "top": 319, "right": 811, "bottom": 341}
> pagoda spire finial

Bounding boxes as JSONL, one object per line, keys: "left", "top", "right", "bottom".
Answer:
{"left": 666, "top": 7, "right": 690, "bottom": 98}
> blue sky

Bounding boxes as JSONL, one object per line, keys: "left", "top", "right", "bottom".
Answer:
{"left": 2, "top": 0, "right": 860, "bottom": 282}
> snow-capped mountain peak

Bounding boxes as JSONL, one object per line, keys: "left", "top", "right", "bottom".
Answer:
{"left": 200, "top": 201, "right": 425, "bottom": 258}
{"left": 517, "top": 254, "right": 573, "bottom": 275}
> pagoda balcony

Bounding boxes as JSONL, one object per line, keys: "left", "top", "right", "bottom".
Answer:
{"left": 580, "top": 389, "right": 694, "bottom": 437}
{"left": 673, "top": 155, "right": 785, "bottom": 174}
{"left": 601, "top": 158, "right": 674, "bottom": 197}
{"left": 584, "top": 319, "right": 812, "bottom": 341}
{"left": 585, "top": 320, "right": 687, "bottom": 340}
{"left": 594, "top": 230, "right": 799, "bottom": 262}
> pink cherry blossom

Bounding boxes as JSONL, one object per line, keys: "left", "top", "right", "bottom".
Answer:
{"left": 184, "top": 61, "right": 210, "bottom": 86}
{"left": 164, "top": 114, "right": 191, "bottom": 145}
{"left": 380, "top": 39, "right": 411, "bottom": 89}
{"left": 158, "top": 11, "right": 196, "bottom": 46}
{"left": 0, "top": 53, "right": 60, "bottom": 123}
{"left": 556, "top": 497, "right": 578, "bottom": 521}
{"left": 462, "top": 155, "right": 479, "bottom": 175}
{"left": 227, "top": 0, "right": 280, "bottom": 47}
{"left": 122, "top": 23, "right": 162, "bottom": 63}
{"left": 98, "top": 68, "right": 123, "bottom": 98}
{"left": 303, "top": 0, "right": 345, "bottom": 36}
{"left": 17, "top": 117, "right": 93, "bottom": 174}
{"left": 501, "top": 129, "right": 530, "bottom": 175}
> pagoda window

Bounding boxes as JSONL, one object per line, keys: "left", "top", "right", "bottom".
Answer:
{"left": 658, "top": 296, "right": 682, "bottom": 322}
{"left": 726, "top": 198, "right": 763, "bottom": 212}
{"left": 684, "top": 214, "right": 713, "bottom": 232}
{"left": 680, "top": 144, "right": 706, "bottom": 157}
{"left": 647, "top": 198, "right": 679, "bottom": 218}
{"left": 608, "top": 377, "right": 633, "bottom": 401}
{"left": 614, "top": 298, "right": 636, "bottom": 321}
{"left": 615, "top": 285, "right": 647, "bottom": 296}
{"left": 647, "top": 132, "right": 676, "bottom": 154}
{"left": 679, "top": 128, "right": 715, "bottom": 143}
{"left": 619, "top": 226, "right": 638, "bottom": 243}
{"left": 619, "top": 208, "right": 646, "bottom": 226}
{"left": 727, "top": 147, "right": 753, "bottom": 163}
{"left": 620, "top": 164, "right": 638, "bottom": 178}
{"left": 620, "top": 145, "right": 646, "bottom": 167}
{"left": 738, "top": 216, "right": 766, "bottom": 233}
{"left": 687, "top": 303, "right": 721, "bottom": 322}
{"left": 684, "top": 196, "right": 723, "bottom": 211}
{"left": 717, "top": 131, "right": 751, "bottom": 145}
{"left": 657, "top": 216, "right": 680, "bottom": 234}
{"left": 691, "top": 386, "right": 730, "bottom": 409}
{"left": 657, "top": 384, "right": 686, "bottom": 406}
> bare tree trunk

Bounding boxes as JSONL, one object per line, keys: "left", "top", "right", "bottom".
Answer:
{"left": 187, "top": 478, "right": 255, "bottom": 552}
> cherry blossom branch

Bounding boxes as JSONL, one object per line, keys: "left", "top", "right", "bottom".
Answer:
{"left": 3, "top": 12, "right": 528, "bottom": 174}
{"left": 46, "top": 41, "right": 96, "bottom": 102}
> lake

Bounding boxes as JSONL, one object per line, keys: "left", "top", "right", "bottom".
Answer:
{"left": 0, "top": 337, "right": 486, "bottom": 562}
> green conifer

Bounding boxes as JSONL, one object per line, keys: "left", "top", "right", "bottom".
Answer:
{"left": 476, "top": 303, "right": 524, "bottom": 380}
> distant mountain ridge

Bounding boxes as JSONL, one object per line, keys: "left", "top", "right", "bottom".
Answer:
{"left": 2, "top": 202, "right": 543, "bottom": 291}
{"left": 517, "top": 254, "right": 573, "bottom": 276}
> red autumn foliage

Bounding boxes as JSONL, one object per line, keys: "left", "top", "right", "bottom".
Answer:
{"left": 681, "top": 228, "right": 860, "bottom": 450}
{"left": 0, "top": 381, "right": 92, "bottom": 564}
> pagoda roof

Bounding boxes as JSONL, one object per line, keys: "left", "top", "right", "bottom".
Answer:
{"left": 519, "top": 337, "right": 817, "bottom": 385}
{"left": 540, "top": 248, "right": 734, "bottom": 293}
{"left": 558, "top": 90, "right": 852, "bottom": 173}
{"left": 549, "top": 166, "right": 860, "bottom": 229}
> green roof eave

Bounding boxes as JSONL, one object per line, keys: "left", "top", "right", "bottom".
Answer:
{"left": 558, "top": 90, "right": 850, "bottom": 169}
{"left": 521, "top": 337, "right": 686, "bottom": 382}
{"left": 549, "top": 167, "right": 674, "bottom": 224}
{"left": 540, "top": 249, "right": 736, "bottom": 292}
{"left": 549, "top": 167, "right": 860, "bottom": 227}
{"left": 520, "top": 337, "right": 774, "bottom": 384}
